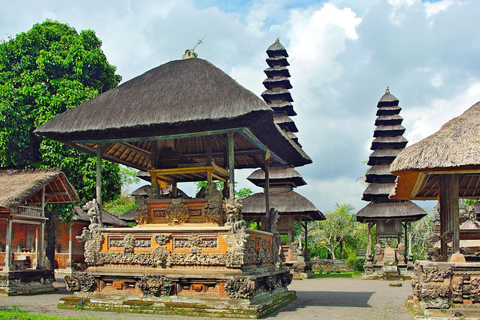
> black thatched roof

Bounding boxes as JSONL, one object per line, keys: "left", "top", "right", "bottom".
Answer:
{"left": 247, "top": 166, "right": 306, "bottom": 187}
{"left": 267, "top": 39, "right": 288, "bottom": 57}
{"left": 0, "top": 169, "right": 79, "bottom": 209}
{"left": 356, "top": 201, "right": 426, "bottom": 222}
{"left": 264, "top": 66, "right": 291, "bottom": 78}
{"left": 35, "top": 58, "right": 311, "bottom": 170}
{"left": 242, "top": 191, "right": 325, "bottom": 221}
{"left": 119, "top": 209, "right": 137, "bottom": 222}
{"left": 72, "top": 206, "right": 128, "bottom": 227}
{"left": 378, "top": 88, "right": 399, "bottom": 106}
{"left": 373, "top": 124, "right": 406, "bottom": 137}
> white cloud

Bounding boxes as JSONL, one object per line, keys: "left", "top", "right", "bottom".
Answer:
{"left": 424, "top": 0, "right": 457, "bottom": 18}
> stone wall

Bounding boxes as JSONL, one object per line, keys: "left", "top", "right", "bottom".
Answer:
{"left": 311, "top": 259, "right": 349, "bottom": 272}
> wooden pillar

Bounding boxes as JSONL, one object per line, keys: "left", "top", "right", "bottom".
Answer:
{"left": 297, "top": 218, "right": 302, "bottom": 249}
{"left": 304, "top": 218, "right": 308, "bottom": 259}
{"left": 34, "top": 226, "right": 39, "bottom": 268}
{"left": 265, "top": 158, "right": 271, "bottom": 231}
{"left": 439, "top": 174, "right": 459, "bottom": 259}
{"left": 367, "top": 222, "right": 373, "bottom": 257}
{"left": 227, "top": 133, "right": 235, "bottom": 200}
{"left": 67, "top": 224, "right": 73, "bottom": 269}
{"left": 96, "top": 144, "right": 103, "bottom": 209}
{"left": 206, "top": 137, "right": 213, "bottom": 185}
{"left": 4, "top": 216, "right": 12, "bottom": 271}
{"left": 38, "top": 221, "right": 45, "bottom": 268}
{"left": 408, "top": 221, "right": 413, "bottom": 256}
{"left": 150, "top": 141, "right": 159, "bottom": 198}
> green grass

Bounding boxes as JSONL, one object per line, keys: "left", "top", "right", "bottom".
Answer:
{"left": 312, "top": 271, "right": 362, "bottom": 278}
{"left": 0, "top": 308, "right": 97, "bottom": 320}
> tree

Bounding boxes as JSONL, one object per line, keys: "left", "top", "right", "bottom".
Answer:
{"left": 195, "top": 181, "right": 253, "bottom": 199}
{"left": 309, "top": 203, "right": 357, "bottom": 259}
{"left": 0, "top": 20, "right": 122, "bottom": 204}
{"left": 0, "top": 20, "right": 122, "bottom": 268}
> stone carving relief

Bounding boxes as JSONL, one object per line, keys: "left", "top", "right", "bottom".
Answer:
{"left": 154, "top": 234, "right": 171, "bottom": 245}
{"left": 76, "top": 227, "right": 104, "bottom": 265}
{"left": 138, "top": 275, "right": 173, "bottom": 297}
{"left": 451, "top": 276, "right": 463, "bottom": 303}
{"left": 373, "top": 244, "right": 383, "bottom": 265}
{"left": 204, "top": 183, "right": 225, "bottom": 224}
{"left": 269, "top": 208, "right": 280, "bottom": 234}
{"left": 173, "top": 236, "right": 218, "bottom": 249}
{"left": 166, "top": 202, "right": 190, "bottom": 225}
{"left": 421, "top": 284, "right": 450, "bottom": 309}
{"left": 135, "top": 196, "right": 150, "bottom": 225}
{"left": 64, "top": 273, "right": 96, "bottom": 292}
{"left": 152, "top": 246, "right": 172, "bottom": 267}
{"left": 470, "top": 277, "right": 480, "bottom": 302}
{"left": 424, "top": 266, "right": 451, "bottom": 283}
{"left": 122, "top": 234, "right": 136, "bottom": 254}
{"left": 396, "top": 243, "right": 406, "bottom": 264}
{"left": 224, "top": 277, "right": 256, "bottom": 299}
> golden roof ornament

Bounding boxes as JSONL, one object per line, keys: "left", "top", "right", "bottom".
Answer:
{"left": 182, "top": 38, "right": 204, "bottom": 60}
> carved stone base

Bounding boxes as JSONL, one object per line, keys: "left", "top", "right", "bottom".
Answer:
{"left": 58, "top": 269, "right": 295, "bottom": 318}
{"left": 0, "top": 270, "right": 54, "bottom": 296}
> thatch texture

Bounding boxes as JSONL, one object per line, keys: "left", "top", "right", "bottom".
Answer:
{"left": 0, "top": 169, "right": 78, "bottom": 209}
{"left": 35, "top": 58, "right": 311, "bottom": 169}
{"left": 362, "top": 183, "right": 396, "bottom": 201}
{"left": 267, "top": 40, "right": 288, "bottom": 57}
{"left": 356, "top": 202, "right": 426, "bottom": 222}
{"left": 242, "top": 191, "right": 325, "bottom": 221}
{"left": 247, "top": 166, "right": 306, "bottom": 187}
{"left": 391, "top": 101, "right": 480, "bottom": 173}
{"left": 264, "top": 66, "right": 291, "bottom": 78}
{"left": 72, "top": 206, "right": 128, "bottom": 227}
{"left": 390, "top": 101, "right": 480, "bottom": 200}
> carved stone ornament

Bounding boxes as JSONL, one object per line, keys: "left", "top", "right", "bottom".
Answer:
{"left": 269, "top": 208, "right": 280, "bottom": 234}
{"left": 82, "top": 198, "right": 103, "bottom": 229}
{"left": 424, "top": 266, "right": 451, "bottom": 283}
{"left": 421, "top": 284, "right": 450, "bottom": 309}
{"left": 135, "top": 196, "right": 150, "bottom": 225}
{"left": 451, "top": 276, "right": 463, "bottom": 303}
{"left": 204, "top": 184, "right": 225, "bottom": 224}
{"left": 470, "top": 277, "right": 480, "bottom": 302}
{"left": 76, "top": 228, "right": 104, "bottom": 265}
{"left": 122, "top": 234, "right": 136, "bottom": 254}
{"left": 165, "top": 203, "right": 190, "bottom": 225}
{"left": 154, "top": 234, "right": 171, "bottom": 245}
{"left": 224, "top": 277, "right": 256, "bottom": 299}
{"left": 138, "top": 275, "right": 173, "bottom": 296}
{"left": 224, "top": 198, "right": 244, "bottom": 232}
{"left": 64, "top": 273, "right": 96, "bottom": 292}
{"left": 152, "top": 246, "right": 172, "bottom": 267}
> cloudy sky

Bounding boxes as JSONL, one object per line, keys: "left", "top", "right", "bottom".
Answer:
{"left": 1, "top": 0, "right": 479, "bottom": 213}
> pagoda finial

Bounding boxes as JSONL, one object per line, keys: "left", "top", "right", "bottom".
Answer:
{"left": 386, "top": 86, "right": 390, "bottom": 94}
{"left": 182, "top": 38, "right": 204, "bottom": 60}
{"left": 275, "top": 37, "right": 280, "bottom": 43}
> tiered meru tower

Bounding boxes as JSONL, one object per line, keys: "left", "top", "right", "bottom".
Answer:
{"left": 356, "top": 88, "right": 426, "bottom": 279}
{"left": 243, "top": 39, "right": 324, "bottom": 277}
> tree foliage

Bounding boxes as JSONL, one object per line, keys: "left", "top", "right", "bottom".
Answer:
{"left": 195, "top": 180, "right": 253, "bottom": 199}
{"left": 0, "top": 20, "right": 122, "bottom": 204}
{"left": 309, "top": 203, "right": 365, "bottom": 259}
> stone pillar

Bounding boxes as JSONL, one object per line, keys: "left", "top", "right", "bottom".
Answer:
{"left": 4, "top": 217, "right": 12, "bottom": 271}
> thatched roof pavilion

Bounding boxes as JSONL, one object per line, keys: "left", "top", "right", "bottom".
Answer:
{"left": 356, "top": 88, "right": 426, "bottom": 261}
{"left": 0, "top": 169, "right": 78, "bottom": 272}
{"left": 390, "top": 101, "right": 480, "bottom": 259}
{"left": 35, "top": 58, "right": 310, "bottom": 173}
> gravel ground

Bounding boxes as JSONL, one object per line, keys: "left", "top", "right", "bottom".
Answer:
{"left": 0, "top": 275, "right": 413, "bottom": 320}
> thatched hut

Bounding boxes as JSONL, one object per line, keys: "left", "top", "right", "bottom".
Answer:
{"left": 34, "top": 53, "right": 306, "bottom": 316}
{"left": 0, "top": 169, "right": 78, "bottom": 295}
{"left": 356, "top": 88, "right": 426, "bottom": 279}
{"left": 390, "top": 101, "right": 480, "bottom": 260}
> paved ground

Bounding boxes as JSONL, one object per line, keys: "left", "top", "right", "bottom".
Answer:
{"left": 0, "top": 275, "right": 413, "bottom": 320}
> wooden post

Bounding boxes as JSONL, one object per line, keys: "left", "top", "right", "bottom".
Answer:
{"left": 227, "top": 133, "right": 235, "bottom": 200}
{"left": 304, "top": 218, "right": 308, "bottom": 260}
{"left": 38, "top": 221, "right": 45, "bottom": 269}
{"left": 408, "top": 221, "right": 413, "bottom": 256}
{"left": 67, "top": 224, "right": 73, "bottom": 270}
{"left": 440, "top": 174, "right": 460, "bottom": 258}
{"left": 96, "top": 144, "right": 103, "bottom": 209}
{"left": 4, "top": 216, "right": 12, "bottom": 271}
{"left": 297, "top": 217, "right": 302, "bottom": 249}
{"left": 150, "top": 141, "right": 159, "bottom": 198}
{"left": 367, "top": 222, "right": 373, "bottom": 257}
{"left": 265, "top": 159, "right": 271, "bottom": 231}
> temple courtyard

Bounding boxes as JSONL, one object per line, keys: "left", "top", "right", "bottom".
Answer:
{"left": 1, "top": 276, "right": 412, "bottom": 320}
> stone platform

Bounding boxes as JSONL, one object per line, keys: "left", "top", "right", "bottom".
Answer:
{"left": 0, "top": 269, "right": 54, "bottom": 296}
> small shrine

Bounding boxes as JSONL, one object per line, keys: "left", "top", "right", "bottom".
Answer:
{"left": 243, "top": 39, "right": 324, "bottom": 279}
{"left": 0, "top": 169, "right": 78, "bottom": 295}
{"left": 390, "top": 101, "right": 480, "bottom": 314}
{"left": 356, "top": 88, "right": 426, "bottom": 280}
{"left": 35, "top": 53, "right": 311, "bottom": 317}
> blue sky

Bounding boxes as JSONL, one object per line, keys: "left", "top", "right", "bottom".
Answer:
{"left": 1, "top": 0, "right": 479, "bottom": 213}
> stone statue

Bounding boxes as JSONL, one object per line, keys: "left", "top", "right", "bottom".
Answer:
{"left": 82, "top": 198, "right": 103, "bottom": 230}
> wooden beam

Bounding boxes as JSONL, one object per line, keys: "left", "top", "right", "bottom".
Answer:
{"left": 118, "top": 142, "right": 151, "bottom": 158}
